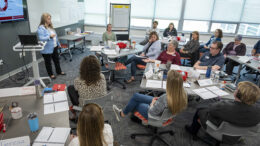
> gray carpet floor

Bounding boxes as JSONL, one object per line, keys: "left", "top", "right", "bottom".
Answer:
{"left": 0, "top": 40, "right": 260, "bottom": 146}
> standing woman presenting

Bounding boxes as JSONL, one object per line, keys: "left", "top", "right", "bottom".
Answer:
{"left": 37, "top": 13, "right": 65, "bottom": 79}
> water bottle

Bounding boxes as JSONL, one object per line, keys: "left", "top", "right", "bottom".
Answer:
{"left": 34, "top": 80, "right": 41, "bottom": 99}
{"left": 206, "top": 66, "right": 212, "bottom": 78}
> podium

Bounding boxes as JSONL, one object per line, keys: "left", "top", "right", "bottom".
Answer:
{"left": 13, "top": 42, "right": 51, "bottom": 87}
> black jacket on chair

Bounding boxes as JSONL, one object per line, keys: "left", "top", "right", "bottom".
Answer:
{"left": 198, "top": 100, "right": 260, "bottom": 128}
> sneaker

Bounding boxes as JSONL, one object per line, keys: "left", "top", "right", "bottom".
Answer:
{"left": 113, "top": 105, "right": 122, "bottom": 122}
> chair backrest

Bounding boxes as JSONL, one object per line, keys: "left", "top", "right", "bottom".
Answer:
{"left": 83, "top": 91, "right": 113, "bottom": 109}
{"left": 147, "top": 108, "right": 175, "bottom": 127}
{"left": 206, "top": 120, "right": 260, "bottom": 142}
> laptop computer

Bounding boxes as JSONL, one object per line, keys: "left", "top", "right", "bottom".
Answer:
{"left": 18, "top": 35, "right": 40, "bottom": 46}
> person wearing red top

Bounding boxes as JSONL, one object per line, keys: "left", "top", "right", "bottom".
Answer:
{"left": 143, "top": 40, "right": 181, "bottom": 65}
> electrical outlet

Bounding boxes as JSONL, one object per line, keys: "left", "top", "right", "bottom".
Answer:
{"left": 19, "top": 52, "right": 26, "bottom": 58}
{"left": 0, "top": 59, "right": 3, "bottom": 65}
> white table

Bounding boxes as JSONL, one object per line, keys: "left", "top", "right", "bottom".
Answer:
{"left": 59, "top": 33, "right": 87, "bottom": 61}
{"left": 13, "top": 42, "right": 51, "bottom": 88}
{"left": 140, "top": 63, "right": 234, "bottom": 100}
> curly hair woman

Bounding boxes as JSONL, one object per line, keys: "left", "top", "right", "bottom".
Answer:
{"left": 68, "top": 55, "right": 107, "bottom": 107}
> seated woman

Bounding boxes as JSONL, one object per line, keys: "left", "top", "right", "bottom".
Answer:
{"left": 185, "top": 81, "right": 260, "bottom": 140}
{"left": 125, "top": 31, "right": 161, "bottom": 83}
{"left": 178, "top": 31, "right": 200, "bottom": 66}
{"left": 163, "top": 23, "right": 177, "bottom": 37}
{"left": 199, "top": 29, "right": 223, "bottom": 53}
{"left": 69, "top": 103, "right": 113, "bottom": 146}
{"left": 143, "top": 40, "right": 181, "bottom": 65}
{"left": 68, "top": 55, "right": 107, "bottom": 107}
{"left": 113, "top": 70, "right": 187, "bottom": 121}
{"left": 223, "top": 35, "right": 246, "bottom": 75}
{"left": 102, "top": 24, "right": 117, "bottom": 43}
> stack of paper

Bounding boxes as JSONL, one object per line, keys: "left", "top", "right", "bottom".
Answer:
{"left": 196, "top": 69, "right": 207, "bottom": 74}
{"left": 193, "top": 86, "right": 229, "bottom": 99}
{"left": 33, "top": 127, "right": 71, "bottom": 146}
{"left": 0, "top": 136, "right": 30, "bottom": 146}
{"left": 90, "top": 46, "right": 103, "bottom": 52}
{"left": 193, "top": 88, "right": 218, "bottom": 99}
{"left": 43, "top": 91, "right": 69, "bottom": 115}
{"left": 146, "top": 80, "right": 162, "bottom": 88}
{"left": 103, "top": 49, "right": 117, "bottom": 55}
{"left": 170, "top": 64, "right": 181, "bottom": 70}
{"left": 197, "top": 79, "right": 213, "bottom": 87}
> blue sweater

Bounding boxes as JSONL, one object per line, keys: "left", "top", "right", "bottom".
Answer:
{"left": 37, "top": 25, "right": 60, "bottom": 54}
{"left": 205, "top": 35, "right": 221, "bottom": 47}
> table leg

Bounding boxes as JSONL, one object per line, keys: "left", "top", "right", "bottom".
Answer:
{"left": 235, "top": 64, "right": 242, "bottom": 84}
{"left": 68, "top": 40, "right": 72, "bottom": 62}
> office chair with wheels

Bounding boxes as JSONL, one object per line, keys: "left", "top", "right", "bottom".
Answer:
{"left": 101, "top": 52, "right": 127, "bottom": 89}
{"left": 203, "top": 120, "right": 260, "bottom": 145}
{"left": 131, "top": 109, "right": 175, "bottom": 146}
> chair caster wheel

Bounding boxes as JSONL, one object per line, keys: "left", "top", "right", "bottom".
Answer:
{"left": 70, "top": 59, "right": 72, "bottom": 62}
{"left": 169, "top": 131, "right": 174, "bottom": 136}
{"left": 122, "top": 86, "right": 126, "bottom": 89}
{"left": 130, "top": 135, "right": 135, "bottom": 139}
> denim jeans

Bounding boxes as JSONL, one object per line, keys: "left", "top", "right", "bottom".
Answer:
{"left": 123, "top": 93, "right": 153, "bottom": 119}
{"left": 125, "top": 56, "right": 146, "bottom": 76}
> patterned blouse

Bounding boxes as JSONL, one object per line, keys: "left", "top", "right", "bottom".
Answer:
{"left": 74, "top": 73, "right": 107, "bottom": 106}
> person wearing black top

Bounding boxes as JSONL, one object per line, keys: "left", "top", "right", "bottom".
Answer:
{"left": 163, "top": 23, "right": 177, "bottom": 37}
{"left": 185, "top": 81, "right": 260, "bottom": 140}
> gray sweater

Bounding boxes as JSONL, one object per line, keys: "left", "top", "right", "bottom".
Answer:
{"left": 148, "top": 94, "right": 170, "bottom": 117}
{"left": 143, "top": 40, "right": 161, "bottom": 60}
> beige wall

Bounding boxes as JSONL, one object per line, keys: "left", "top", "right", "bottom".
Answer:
{"left": 84, "top": 25, "right": 259, "bottom": 46}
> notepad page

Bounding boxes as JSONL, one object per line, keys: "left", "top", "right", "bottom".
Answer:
{"left": 170, "top": 64, "right": 181, "bottom": 70}
{"left": 54, "top": 101, "right": 69, "bottom": 113}
{"left": 162, "top": 81, "right": 167, "bottom": 89}
{"left": 44, "top": 94, "right": 53, "bottom": 104}
{"left": 146, "top": 80, "right": 162, "bottom": 88}
{"left": 53, "top": 91, "right": 67, "bottom": 102}
{"left": 48, "top": 128, "right": 71, "bottom": 144}
{"left": 197, "top": 79, "right": 213, "bottom": 87}
{"left": 34, "top": 127, "right": 54, "bottom": 142}
{"left": 90, "top": 46, "right": 103, "bottom": 51}
{"left": 44, "top": 104, "right": 55, "bottom": 115}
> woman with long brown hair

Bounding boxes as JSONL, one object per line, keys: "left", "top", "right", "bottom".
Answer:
{"left": 68, "top": 55, "right": 107, "bottom": 107}
{"left": 69, "top": 103, "right": 113, "bottom": 146}
{"left": 37, "top": 13, "right": 65, "bottom": 79}
{"left": 113, "top": 70, "right": 187, "bottom": 121}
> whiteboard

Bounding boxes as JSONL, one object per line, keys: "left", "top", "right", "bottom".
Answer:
{"left": 27, "top": 0, "right": 85, "bottom": 33}
{"left": 110, "top": 4, "right": 130, "bottom": 31}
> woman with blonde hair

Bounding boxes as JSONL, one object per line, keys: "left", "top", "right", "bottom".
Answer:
{"left": 113, "top": 70, "right": 187, "bottom": 121}
{"left": 37, "top": 13, "right": 65, "bottom": 79}
{"left": 69, "top": 103, "right": 113, "bottom": 146}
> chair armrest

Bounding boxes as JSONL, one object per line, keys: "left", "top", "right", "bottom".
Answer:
{"left": 206, "top": 120, "right": 219, "bottom": 131}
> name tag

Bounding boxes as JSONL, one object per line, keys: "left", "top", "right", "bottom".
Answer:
{"left": 172, "top": 54, "right": 176, "bottom": 56}
{"left": 205, "top": 56, "right": 210, "bottom": 59}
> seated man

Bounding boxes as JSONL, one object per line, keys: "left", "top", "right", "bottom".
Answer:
{"left": 223, "top": 35, "right": 246, "bottom": 75}
{"left": 140, "top": 21, "right": 160, "bottom": 45}
{"left": 185, "top": 81, "right": 260, "bottom": 141}
{"left": 252, "top": 40, "right": 260, "bottom": 57}
{"left": 193, "top": 41, "right": 225, "bottom": 70}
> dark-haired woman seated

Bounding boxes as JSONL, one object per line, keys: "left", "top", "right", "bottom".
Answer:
{"left": 68, "top": 55, "right": 107, "bottom": 107}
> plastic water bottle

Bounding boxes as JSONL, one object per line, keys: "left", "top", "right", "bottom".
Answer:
{"left": 206, "top": 66, "right": 212, "bottom": 78}
{"left": 34, "top": 80, "right": 41, "bottom": 99}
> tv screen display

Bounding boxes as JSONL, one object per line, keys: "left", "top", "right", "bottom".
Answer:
{"left": 0, "top": 0, "right": 26, "bottom": 22}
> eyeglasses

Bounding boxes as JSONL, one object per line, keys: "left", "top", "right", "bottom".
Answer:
{"left": 210, "top": 47, "right": 219, "bottom": 50}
